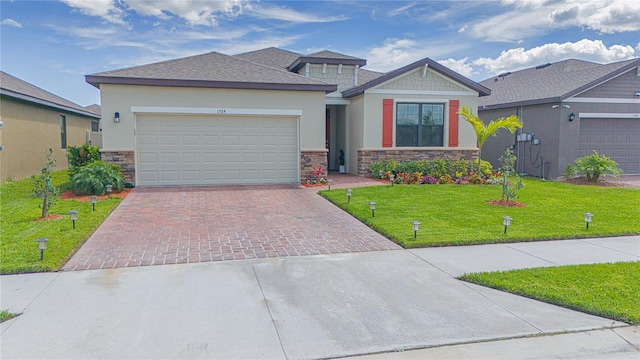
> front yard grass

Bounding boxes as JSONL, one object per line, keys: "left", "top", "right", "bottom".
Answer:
{"left": 0, "top": 170, "right": 122, "bottom": 274}
{"left": 460, "top": 262, "right": 640, "bottom": 325}
{"left": 319, "top": 178, "right": 639, "bottom": 247}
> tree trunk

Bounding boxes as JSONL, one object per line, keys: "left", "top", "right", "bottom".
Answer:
{"left": 41, "top": 184, "right": 49, "bottom": 218}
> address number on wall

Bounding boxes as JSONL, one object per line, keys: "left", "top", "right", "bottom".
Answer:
{"left": 216, "top": 109, "right": 227, "bottom": 114}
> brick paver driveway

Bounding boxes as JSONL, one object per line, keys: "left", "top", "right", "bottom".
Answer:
{"left": 63, "top": 175, "right": 401, "bottom": 270}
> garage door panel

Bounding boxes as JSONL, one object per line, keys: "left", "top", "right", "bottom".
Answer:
{"left": 181, "top": 153, "right": 201, "bottom": 163}
{"left": 160, "top": 171, "right": 180, "bottom": 182}
{"left": 579, "top": 118, "right": 640, "bottom": 175}
{"left": 160, "top": 153, "right": 179, "bottom": 164}
{"left": 160, "top": 135, "right": 179, "bottom": 145}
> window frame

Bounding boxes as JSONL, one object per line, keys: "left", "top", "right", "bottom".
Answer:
{"left": 91, "top": 120, "right": 100, "bottom": 132}
{"left": 395, "top": 102, "right": 445, "bottom": 147}
{"left": 60, "top": 115, "right": 67, "bottom": 149}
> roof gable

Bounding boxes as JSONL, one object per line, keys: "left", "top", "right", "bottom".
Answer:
{"left": 479, "top": 58, "right": 640, "bottom": 109}
{"left": 288, "top": 50, "right": 367, "bottom": 72}
{"left": 1, "top": 71, "right": 99, "bottom": 118}
{"left": 375, "top": 67, "right": 469, "bottom": 92}
{"left": 342, "top": 57, "right": 491, "bottom": 98}
{"left": 86, "top": 51, "right": 337, "bottom": 93}
{"left": 233, "top": 47, "right": 302, "bottom": 70}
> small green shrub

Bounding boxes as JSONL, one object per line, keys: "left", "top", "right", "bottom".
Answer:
{"left": 438, "top": 174, "right": 454, "bottom": 184}
{"left": 565, "top": 150, "right": 622, "bottom": 183}
{"left": 67, "top": 144, "right": 101, "bottom": 180}
{"left": 71, "top": 161, "right": 125, "bottom": 195}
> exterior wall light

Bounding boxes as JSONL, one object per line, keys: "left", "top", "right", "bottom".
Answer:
{"left": 106, "top": 184, "right": 113, "bottom": 198}
{"left": 412, "top": 221, "right": 420, "bottom": 239}
{"left": 503, "top": 216, "right": 512, "bottom": 234}
{"left": 584, "top": 213, "right": 593, "bottom": 229}
{"left": 69, "top": 210, "right": 78, "bottom": 229}
{"left": 90, "top": 195, "right": 97, "bottom": 211}
{"left": 369, "top": 201, "right": 376, "bottom": 217}
{"left": 36, "top": 237, "right": 48, "bottom": 260}
{"left": 328, "top": 179, "right": 332, "bottom": 191}
{"left": 568, "top": 112, "right": 575, "bottom": 122}
{"left": 346, "top": 188, "right": 352, "bottom": 203}
{"left": 113, "top": 112, "right": 120, "bottom": 123}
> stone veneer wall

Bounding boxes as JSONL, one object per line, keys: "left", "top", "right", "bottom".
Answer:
{"left": 357, "top": 149, "right": 479, "bottom": 176}
{"left": 101, "top": 150, "right": 135, "bottom": 184}
{"left": 300, "top": 150, "right": 328, "bottom": 181}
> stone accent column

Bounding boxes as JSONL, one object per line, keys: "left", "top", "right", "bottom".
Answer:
{"left": 357, "top": 149, "right": 479, "bottom": 176}
{"left": 101, "top": 150, "right": 135, "bottom": 184}
{"left": 300, "top": 150, "right": 328, "bottom": 182}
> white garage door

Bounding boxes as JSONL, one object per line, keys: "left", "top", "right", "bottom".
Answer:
{"left": 136, "top": 114, "right": 298, "bottom": 186}
{"left": 578, "top": 118, "right": 640, "bottom": 174}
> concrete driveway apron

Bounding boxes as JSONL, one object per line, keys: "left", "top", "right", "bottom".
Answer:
{"left": 63, "top": 182, "right": 400, "bottom": 271}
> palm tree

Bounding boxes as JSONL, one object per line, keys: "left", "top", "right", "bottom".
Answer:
{"left": 458, "top": 106, "right": 522, "bottom": 172}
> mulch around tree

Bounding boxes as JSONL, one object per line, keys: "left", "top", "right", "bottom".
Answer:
{"left": 487, "top": 199, "right": 527, "bottom": 207}
{"left": 60, "top": 188, "right": 132, "bottom": 202}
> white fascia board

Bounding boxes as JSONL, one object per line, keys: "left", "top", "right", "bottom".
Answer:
{"left": 579, "top": 112, "right": 640, "bottom": 119}
{"left": 325, "top": 98, "right": 351, "bottom": 105}
{"left": 365, "top": 89, "right": 478, "bottom": 96}
{"left": 130, "top": 106, "right": 303, "bottom": 116}
{"left": 565, "top": 97, "right": 640, "bottom": 104}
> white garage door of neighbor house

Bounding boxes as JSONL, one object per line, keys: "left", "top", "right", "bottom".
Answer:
{"left": 136, "top": 114, "right": 298, "bottom": 186}
{"left": 578, "top": 118, "right": 640, "bottom": 174}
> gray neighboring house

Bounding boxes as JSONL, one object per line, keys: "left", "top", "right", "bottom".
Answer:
{"left": 478, "top": 58, "right": 640, "bottom": 179}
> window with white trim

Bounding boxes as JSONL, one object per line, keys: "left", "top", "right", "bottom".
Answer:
{"left": 396, "top": 103, "right": 444, "bottom": 146}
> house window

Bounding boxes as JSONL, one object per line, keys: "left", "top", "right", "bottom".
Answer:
{"left": 91, "top": 121, "right": 100, "bottom": 132}
{"left": 396, "top": 103, "right": 444, "bottom": 147}
{"left": 60, "top": 115, "right": 67, "bottom": 149}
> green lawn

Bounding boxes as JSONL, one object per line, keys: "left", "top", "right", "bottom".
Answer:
{"left": 0, "top": 170, "right": 122, "bottom": 274}
{"left": 460, "top": 262, "right": 640, "bottom": 325}
{"left": 319, "top": 178, "right": 639, "bottom": 247}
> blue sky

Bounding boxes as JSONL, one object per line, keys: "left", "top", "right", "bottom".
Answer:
{"left": 1, "top": 0, "right": 639, "bottom": 107}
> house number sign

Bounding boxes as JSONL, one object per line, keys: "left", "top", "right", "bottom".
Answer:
{"left": 216, "top": 109, "right": 227, "bottom": 114}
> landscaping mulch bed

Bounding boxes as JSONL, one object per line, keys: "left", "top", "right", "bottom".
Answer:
{"left": 60, "top": 188, "right": 132, "bottom": 201}
{"left": 487, "top": 199, "right": 526, "bottom": 207}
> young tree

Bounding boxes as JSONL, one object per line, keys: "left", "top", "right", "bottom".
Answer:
{"left": 457, "top": 106, "right": 522, "bottom": 172}
{"left": 32, "top": 148, "right": 59, "bottom": 218}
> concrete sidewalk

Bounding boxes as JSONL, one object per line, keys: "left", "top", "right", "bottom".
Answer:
{"left": 1, "top": 236, "right": 639, "bottom": 359}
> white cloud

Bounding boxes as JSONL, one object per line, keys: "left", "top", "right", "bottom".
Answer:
{"left": 124, "top": 0, "right": 246, "bottom": 26}
{"left": 388, "top": 3, "right": 417, "bottom": 17}
{"left": 437, "top": 58, "right": 473, "bottom": 77}
{"left": 469, "top": 0, "right": 640, "bottom": 42}
{"left": 1, "top": 18, "right": 22, "bottom": 28}
{"left": 247, "top": 3, "right": 347, "bottom": 23}
{"left": 61, "top": 0, "right": 125, "bottom": 25}
{"left": 365, "top": 38, "right": 416, "bottom": 71}
{"left": 474, "top": 39, "right": 637, "bottom": 74}
{"left": 458, "top": 25, "right": 467, "bottom": 33}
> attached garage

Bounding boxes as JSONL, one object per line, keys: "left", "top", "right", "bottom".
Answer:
{"left": 578, "top": 117, "right": 640, "bottom": 174}
{"left": 136, "top": 114, "right": 299, "bottom": 186}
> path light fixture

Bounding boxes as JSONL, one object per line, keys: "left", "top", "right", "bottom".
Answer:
{"left": 378, "top": 170, "right": 383, "bottom": 178}
{"left": 412, "top": 221, "right": 420, "bottom": 239}
{"left": 369, "top": 201, "right": 376, "bottom": 218}
{"left": 328, "top": 179, "right": 332, "bottom": 191}
{"left": 105, "top": 184, "right": 113, "bottom": 198}
{"left": 347, "top": 188, "right": 352, "bottom": 203}
{"left": 69, "top": 210, "right": 78, "bottom": 229}
{"left": 502, "top": 216, "right": 512, "bottom": 234}
{"left": 389, "top": 174, "right": 395, "bottom": 186}
{"left": 584, "top": 212, "right": 593, "bottom": 229}
{"left": 36, "top": 237, "right": 48, "bottom": 260}
{"left": 90, "top": 195, "right": 97, "bottom": 211}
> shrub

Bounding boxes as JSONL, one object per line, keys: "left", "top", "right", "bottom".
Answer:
{"left": 71, "top": 161, "right": 125, "bottom": 195}
{"left": 438, "top": 174, "right": 454, "bottom": 184}
{"left": 565, "top": 150, "right": 622, "bottom": 183}
{"left": 421, "top": 175, "right": 439, "bottom": 184}
{"left": 67, "top": 144, "right": 101, "bottom": 180}
{"left": 404, "top": 172, "right": 423, "bottom": 184}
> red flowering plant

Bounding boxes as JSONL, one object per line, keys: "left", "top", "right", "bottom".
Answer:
{"left": 306, "top": 166, "right": 327, "bottom": 185}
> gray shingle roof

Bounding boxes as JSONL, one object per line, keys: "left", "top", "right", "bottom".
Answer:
{"left": 86, "top": 51, "right": 337, "bottom": 93}
{"left": 1, "top": 71, "right": 99, "bottom": 118}
{"left": 478, "top": 58, "right": 640, "bottom": 108}
{"left": 306, "top": 50, "right": 365, "bottom": 61}
{"left": 233, "top": 47, "right": 302, "bottom": 70}
{"left": 342, "top": 57, "right": 491, "bottom": 98}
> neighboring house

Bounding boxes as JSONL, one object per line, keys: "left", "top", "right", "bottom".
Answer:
{"left": 84, "top": 103, "right": 103, "bottom": 147}
{"left": 0, "top": 71, "right": 101, "bottom": 182}
{"left": 478, "top": 59, "right": 640, "bottom": 179}
{"left": 86, "top": 47, "right": 490, "bottom": 186}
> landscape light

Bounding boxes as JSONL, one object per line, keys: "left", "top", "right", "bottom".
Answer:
{"left": 584, "top": 213, "right": 593, "bottom": 229}
{"left": 503, "top": 216, "right": 512, "bottom": 234}
{"left": 90, "top": 195, "right": 97, "bottom": 211}
{"left": 36, "top": 237, "right": 48, "bottom": 260}
{"left": 412, "top": 221, "right": 420, "bottom": 239}
{"left": 105, "top": 184, "right": 113, "bottom": 198}
{"left": 389, "top": 174, "right": 395, "bottom": 186}
{"left": 69, "top": 210, "right": 78, "bottom": 229}
{"left": 347, "top": 188, "right": 352, "bottom": 203}
{"left": 369, "top": 201, "right": 376, "bottom": 217}
{"left": 328, "top": 179, "right": 332, "bottom": 191}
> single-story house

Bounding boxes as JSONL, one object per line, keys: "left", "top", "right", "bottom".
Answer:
{"left": 0, "top": 71, "right": 101, "bottom": 182}
{"left": 86, "top": 47, "right": 490, "bottom": 186}
{"left": 478, "top": 58, "right": 640, "bottom": 179}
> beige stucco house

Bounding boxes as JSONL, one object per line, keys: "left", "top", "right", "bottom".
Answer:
{"left": 86, "top": 48, "right": 490, "bottom": 186}
{"left": 0, "top": 71, "right": 101, "bottom": 182}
